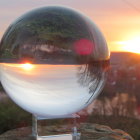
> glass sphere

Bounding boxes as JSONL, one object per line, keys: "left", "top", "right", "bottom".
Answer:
{"left": 0, "top": 6, "right": 110, "bottom": 117}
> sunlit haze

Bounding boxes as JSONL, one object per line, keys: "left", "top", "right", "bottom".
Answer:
{"left": 116, "top": 37, "right": 140, "bottom": 54}
{"left": 4, "top": 63, "right": 34, "bottom": 71}
{"left": 0, "top": 0, "right": 140, "bottom": 53}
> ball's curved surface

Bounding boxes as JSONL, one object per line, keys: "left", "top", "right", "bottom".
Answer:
{"left": 0, "top": 6, "right": 110, "bottom": 117}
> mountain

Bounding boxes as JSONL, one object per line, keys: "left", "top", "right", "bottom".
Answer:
{"left": 110, "top": 52, "right": 140, "bottom": 65}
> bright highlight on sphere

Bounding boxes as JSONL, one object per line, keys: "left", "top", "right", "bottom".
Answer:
{"left": 20, "top": 63, "right": 34, "bottom": 70}
{"left": 0, "top": 6, "right": 110, "bottom": 117}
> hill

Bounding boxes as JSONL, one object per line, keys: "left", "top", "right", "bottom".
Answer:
{"left": 110, "top": 52, "right": 140, "bottom": 65}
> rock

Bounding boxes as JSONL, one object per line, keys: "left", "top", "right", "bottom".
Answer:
{"left": 113, "top": 129, "right": 134, "bottom": 140}
{"left": 0, "top": 123, "right": 134, "bottom": 140}
{"left": 80, "top": 123, "right": 134, "bottom": 140}
{"left": 0, "top": 127, "right": 34, "bottom": 140}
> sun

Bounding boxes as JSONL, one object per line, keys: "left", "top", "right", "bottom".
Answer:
{"left": 2, "top": 62, "right": 35, "bottom": 71}
{"left": 20, "top": 62, "right": 34, "bottom": 70}
{"left": 117, "top": 37, "right": 140, "bottom": 54}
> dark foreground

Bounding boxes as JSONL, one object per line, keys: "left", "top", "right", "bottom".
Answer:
{"left": 0, "top": 123, "right": 133, "bottom": 140}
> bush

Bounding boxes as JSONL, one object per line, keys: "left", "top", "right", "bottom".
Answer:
{"left": 0, "top": 97, "right": 32, "bottom": 134}
{"left": 0, "top": 82, "right": 4, "bottom": 91}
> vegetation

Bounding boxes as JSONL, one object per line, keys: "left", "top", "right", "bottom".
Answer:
{"left": 0, "top": 83, "right": 4, "bottom": 91}
{"left": 0, "top": 7, "right": 91, "bottom": 59}
{"left": 0, "top": 95, "right": 140, "bottom": 139}
{"left": 0, "top": 97, "right": 31, "bottom": 134}
{"left": 88, "top": 115, "right": 140, "bottom": 140}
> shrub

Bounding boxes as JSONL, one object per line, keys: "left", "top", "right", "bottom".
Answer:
{"left": 0, "top": 97, "right": 31, "bottom": 134}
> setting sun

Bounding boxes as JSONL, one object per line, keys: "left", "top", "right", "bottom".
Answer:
{"left": 117, "top": 37, "right": 140, "bottom": 54}
{"left": 20, "top": 63, "right": 34, "bottom": 70}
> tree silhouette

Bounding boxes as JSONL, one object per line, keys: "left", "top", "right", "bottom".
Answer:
{"left": 77, "top": 60, "right": 109, "bottom": 104}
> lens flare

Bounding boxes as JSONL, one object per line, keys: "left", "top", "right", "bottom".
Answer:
{"left": 74, "top": 39, "right": 94, "bottom": 55}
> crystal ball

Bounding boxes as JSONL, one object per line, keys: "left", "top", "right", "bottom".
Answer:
{"left": 0, "top": 6, "right": 110, "bottom": 117}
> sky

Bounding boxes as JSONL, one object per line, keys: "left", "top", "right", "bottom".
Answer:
{"left": 0, "top": 0, "right": 140, "bottom": 52}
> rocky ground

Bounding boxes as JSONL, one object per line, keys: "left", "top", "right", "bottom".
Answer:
{"left": 0, "top": 123, "right": 134, "bottom": 140}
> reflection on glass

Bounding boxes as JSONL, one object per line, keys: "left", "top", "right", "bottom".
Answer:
{"left": 0, "top": 62, "right": 108, "bottom": 117}
{"left": 0, "top": 6, "right": 109, "bottom": 63}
